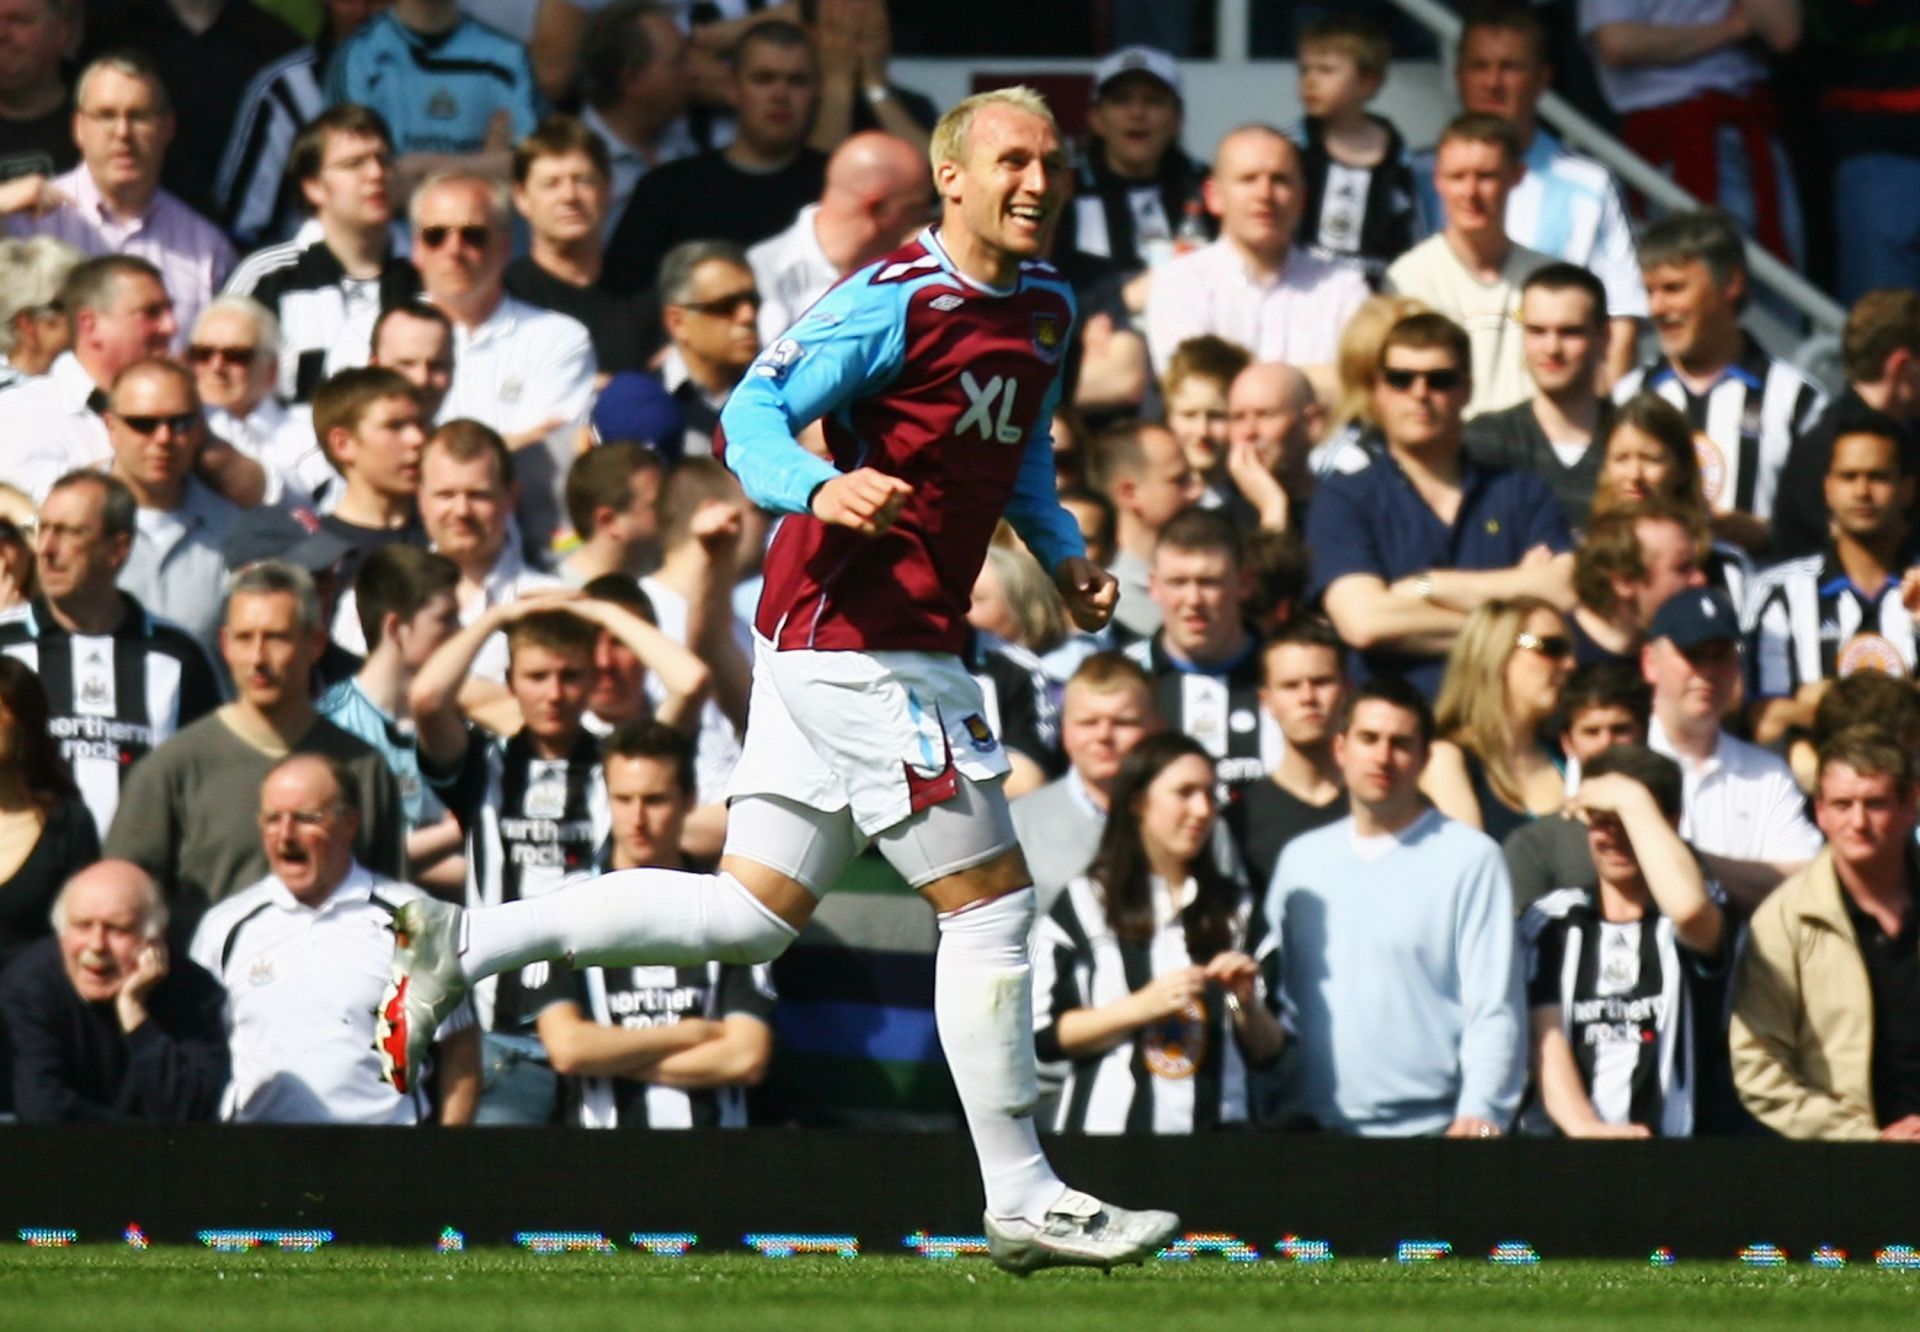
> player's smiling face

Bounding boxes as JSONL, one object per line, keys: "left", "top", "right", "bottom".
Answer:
{"left": 947, "top": 102, "right": 1067, "bottom": 271}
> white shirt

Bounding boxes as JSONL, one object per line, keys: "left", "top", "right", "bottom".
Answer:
{"left": 750, "top": 204, "right": 842, "bottom": 345}
{"left": 189, "top": 863, "right": 473, "bottom": 1125}
{"left": 1144, "top": 238, "right": 1369, "bottom": 371}
{"left": 1648, "top": 715, "right": 1823, "bottom": 862}
{"left": 639, "top": 573, "right": 748, "bottom": 805}
{"left": 1385, "top": 235, "right": 1555, "bottom": 418}
{"left": 206, "top": 398, "right": 332, "bottom": 507}
{"left": 0, "top": 352, "right": 109, "bottom": 500}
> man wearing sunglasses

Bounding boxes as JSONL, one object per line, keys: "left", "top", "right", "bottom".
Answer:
{"left": 190, "top": 297, "right": 335, "bottom": 509}
{"left": 656, "top": 239, "right": 762, "bottom": 460}
{"left": 1308, "top": 311, "right": 1574, "bottom": 698}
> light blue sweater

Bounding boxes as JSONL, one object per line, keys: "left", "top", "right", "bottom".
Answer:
{"left": 1264, "top": 808, "right": 1525, "bottom": 1135}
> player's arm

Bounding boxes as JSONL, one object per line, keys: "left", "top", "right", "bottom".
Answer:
{"left": 535, "top": 1001, "right": 723, "bottom": 1077}
{"left": 645, "top": 1015, "right": 773, "bottom": 1089}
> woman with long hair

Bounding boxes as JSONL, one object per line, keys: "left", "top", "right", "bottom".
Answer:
{"left": 0, "top": 658, "right": 99, "bottom": 968}
{"left": 1424, "top": 597, "right": 1577, "bottom": 840}
{"left": 1033, "top": 733, "right": 1282, "bottom": 1133}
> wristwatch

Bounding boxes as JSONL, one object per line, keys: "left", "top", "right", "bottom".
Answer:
{"left": 1414, "top": 572, "right": 1435, "bottom": 603}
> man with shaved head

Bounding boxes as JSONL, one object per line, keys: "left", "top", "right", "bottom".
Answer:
{"left": 1145, "top": 123, "right": 1368, "bottom": 371}
{"left": 0, "top": 859, "right": 227, "bottom": 1121}
{"left": 1224, "top": 360, "right": 1324, "bottom": 532}
{"left": 751, "top": 130, "right": 930, "bottom": 343}
{"left": 187, "top": 754, "right": 479, "bottom": 1124}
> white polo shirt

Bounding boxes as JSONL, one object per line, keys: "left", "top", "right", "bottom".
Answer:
{"left": 206, "top": 398, "right": 332, "bottom": 508}
{"left": 1648, "top": 715, "right": 1823, "bottom": 863}
{"left": 1143, "top": 237, "right": 1369, "bottom": 371}
{"left": 750, "top": 204, "right": 841, "bottom": 345}
{"left": 0, "top": 352, "right": 110, "bottom": 501}
{"left": 189, "top": 862, "right": 472, "bottom": 1126}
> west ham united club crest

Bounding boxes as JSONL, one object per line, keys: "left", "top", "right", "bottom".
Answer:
{"left": 1031, "top": 313, "right": 1064, "bottom": 363}
{"left": 962, "top": 713, "right": 998, "bottom": 753}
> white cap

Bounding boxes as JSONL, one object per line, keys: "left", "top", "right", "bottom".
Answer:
{"left": 1091, "top": 45, "right": 1182, "bottom": 100}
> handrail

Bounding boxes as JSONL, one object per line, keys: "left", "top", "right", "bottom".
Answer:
{"left": 1378, "top": 0, "right": 1847, "bottom": 339}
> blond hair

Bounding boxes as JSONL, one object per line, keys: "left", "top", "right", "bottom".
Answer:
{"left": 930, "top": 86, "right": 1057, "bottom": 168}
{"left": 1433, "top": 596, "right": 1563, "bottom": 811}
{"left": 981, "top": 541, "right": 1068, "bottom": 654}
{"left": 1331, "top": 294, "right": 1430, "bottom": 435}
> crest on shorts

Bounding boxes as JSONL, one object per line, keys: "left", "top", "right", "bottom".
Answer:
{"left": 1143, "top": 999, "right": 1207, "bottom": 1080}
{"left": 1032, "top": 312, "right": 1064, "bottom": 362}
{"left": 961, "top": 713, "right": 998, "bottom": 753}
{"left": 1839, "top": 632, "right": 1907, "bottom": 678}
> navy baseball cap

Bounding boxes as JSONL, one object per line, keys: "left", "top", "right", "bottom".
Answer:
{"left": 1648, "top": 588, "right": 1740, "bottom": 651}
{"left": 224, "top": 505, "right": 355, "bottom": 575}
{"left": 592, "top": 372, "right": 684, "bottom": 461}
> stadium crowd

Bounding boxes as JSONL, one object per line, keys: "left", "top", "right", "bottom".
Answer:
{"left": 0, "top": 0, "right": 1918, "bottom": 1146}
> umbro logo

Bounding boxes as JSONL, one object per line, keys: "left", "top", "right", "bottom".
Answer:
{"left": 930, "top": 293, "right": 965, "bottom": 312}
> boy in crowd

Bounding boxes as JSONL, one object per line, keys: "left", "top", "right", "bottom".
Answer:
{"left": 1161, "top": 335, "right": 1250, "bottom": 506}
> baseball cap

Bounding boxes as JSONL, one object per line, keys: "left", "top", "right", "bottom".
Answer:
{"left": 1648, "top": 588, "right": 1739, "bottom": 651}
{"left": 1092, "top": 45, "right": 1182, "bottom": 100}
{"left": 592, "top": 372, "right": 684, "bottom": 462}
{"left": 224, "top": 504, "right": 356, "bottom": 575}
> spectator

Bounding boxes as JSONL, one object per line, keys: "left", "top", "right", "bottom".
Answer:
{"left": 1794, "top": 667, "right": 1920, "bottom": 801}
{"left": 505, "top": 114, "right": 650, "bottom": 376}
{"left": 1054, "top": 45, "right": 1207, "bottom": 284}
{"left": 1145, "top": 124, "right": 1368, "bottom": 371}
{"left": 87, "top": 0, "right": 304, "bottom": 221}
{"left": 1522, "top": 743, "right": 1727, "bottom": 1137}
{"left": 1731, "top": 726, "right": 1920, "bottom": 1140}
{"left": 559, "top": 441, "right": 664, "bottom": 586}
{"left": 576, "top": 0, "right": 697, "bottom": 233}
{"left": 1503, "top": 660, "right": 1652, "bottom": 911}
{"left": 805, "top": 0, "right": 937, "bottom": 156}
{"left": 1613, "top": 210, "right": 1826, "bottom": 553}
{"left": 0, "top": 660, "right": 100, "bottom": 972}
{"left": 190, "top": 753, "right": 480, "bottom": 1124}
{"left": 412, "top": 171, "right": 597, "bottom": 552}
{"left": 1568, "top": 499, "right": 1709, "bottom": 666}
{"left": 1161, "top": 335, "right": 1248, "bottom": 504}
{"left": 8, "top": 52, "right": 235, "bottom": 353}
{"left": 368, "top": 299, "right": 454, "bottom": 421}
{"left": 749, "top": 130, "right": 928, "bottom": 345}
{"left": 0, "top": 234, "right": 79, "bottom": 390}
{"left": 1308, "top": 312, "right": 1574, "bottom": 697}
{"left": 964, "top": 579, "right": 1066, "bottom": 801}
{"left": 1641, "top": 586, "right": 1820, "bottom": 912}
{"left": 576, "top": 572, "right": 712, "bottom": 750}
{"left": 1222, "top": 360, "right": 1324, "bottom": 535}
{"left": 1058, "top": 483, "right": 1117, "bottom": 570}
{"left": 1582, "top": 0, "right": 1804, "bottom": 262}
{"left": 1264, "top": 677, "right": 1525, "bottom": 1135}
{"left": 305, "top": 366, "right": 428, "bottom": 557}
{"left": 0, "top": 859, "right": 226, "bottom": 1121}
{"left": 0, "top": 470, "right": 220, "bottom": 837}
{"left": 1746, "top": 406, "right": 1919, "bottom": 745}
{"left": 655, "top": 239, "right": 761, "bottom": 459}
{"left": 1127, "top": 508, "right": 1282, "bottom": 809}
{"left": 1463, "top": 263, "right": 1614, "bottom": 523}
{"left": 1386, "top": 113, "right": 1553, "bottom": 418}
{"left": 532, "top": 721, "right": 775, "bottom": 1129}
{"left": 971, "top": 541, "right": 1069, "bottom": 658}
{"left": 1239, "top": 618, "right": 1348, "bottom": 894}
{"left": 324, "top": 0, "right": 539, "bottom": 193}
{"left": 1010, "top": 652, "right": 1160, "bottom": 914}
{"left": 105, "top": 559, "right": 406, "bottom": 937}
{"left": 1425, "top": 597, "right": 1577, "bottom": 838}
{"left": 1085, "top": 420, "right": 1203, "bottom": 640}
{"left": 190, "top": 296, "right": 334, "bottom": 507}
{"left": 1310, "top": 290, "right": 1428, "bottom": 476}
{"left": 1445, "top": 2, "right": 1645, "bottom": 383}
{"left": 605, "top": 21, "right": 827, "bottom": 297}
{"left": 0, "top": 0, "right": 77, "bottom": 184}
{"left": 1773, "top": 291, "right": 1920, "bottom": 560}
{"left": 1033, "top": 733, "right": 1282, "bottom": 1133}
{"left": 317, "top": 545, "right": 465, "bottom": 887}
{"left": 224, "top": 104, "right": 421, "bottom": 404}
{"left": 1808, "top": 4, "right": 1920, "bottom": 301}
{"left": 105, "top": 357, "right": 241, "bottom": 652}
{"left": 1290, "top": 13, "right": 1419, "bottom": 287}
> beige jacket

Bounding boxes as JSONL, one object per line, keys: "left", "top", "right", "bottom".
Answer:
{"left": 1729, "top": 849, "right": 1884, "bottom": 1141}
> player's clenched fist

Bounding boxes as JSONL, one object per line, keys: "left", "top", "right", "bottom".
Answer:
{"left": 810, "top": 467, "right": 914, "bottom": 535}
{"left": 1054, "top": 556, "right": 1118, "bottom": 633}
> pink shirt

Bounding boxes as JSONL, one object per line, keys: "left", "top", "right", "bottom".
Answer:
{"left": 1145, "top": 237, "right": 1368, "bottom": 370}
{"left": 12, "top": 165, "right": 235, "bottom": 352}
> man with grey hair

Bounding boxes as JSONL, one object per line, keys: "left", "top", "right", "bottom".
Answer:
{"left": 0, "top": 858, "right": 227, "bottom": 1120}
{"left": 190, "top": 295, "right": 333, "bottom": 506}
{"left": 0, "top": 234, "right": 80, "bottom": 391}
{"left": 657, "top": 239, "right": 761, "bottom": 458}
{"left": 411, "top": 170, "right": 595, "bottom": 552}
{"left": 106, "top": 559, "right": 405, "bottom": 937}
{"left": 4, "top": 51, "right": 234, "bottom": 350}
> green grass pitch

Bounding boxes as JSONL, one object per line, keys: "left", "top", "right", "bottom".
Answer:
{"left": 5, "top": 1249, "right": 1920, "bottom": 1331}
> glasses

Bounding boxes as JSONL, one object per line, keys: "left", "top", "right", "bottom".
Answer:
{"left": 1516, "top": 631, "right": 1575, "bottom": 660}
{"left": 80, "top": 108, "right": 164, "bottom": 131}
{"left": 418, "top": 224, "right": 491, "bottom": 250}
{"left": 677, "top": 290, "right": 762, "bottom": 317}
{"left": 259, "top": 807, "right": 341, "bottom": 831}
{"left": 188, "top": 344, "right": 257, "bottom": 367}
{"left": 1381, "top": 367, "right": 1464, "bottom": 393}
{"left": 112, "top": 412, "right": 198, "bottom": 436}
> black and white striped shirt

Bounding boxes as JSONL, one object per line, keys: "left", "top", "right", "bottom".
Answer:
{"left": 1125, "top": 633, "right": 1283, "bottom": 842}
{"left": 967, "top": 631, "right": 1063, "bottom": 776}
{"left": 429, "top": 729, "right": 608, "bottom": 1033}
{"left": 224, "top": 236, "right": 422, "bottom": 402}
{"left": 1614, "top": 336, "right": 1827, "bottom": 520}
{"left": 1744, "top": 548, "right": 1919, "bottom": 697}
{"left": 213, "top": 47, "right": 324, "bottom": 246}
{"left": 1033, "top": 874, "right": 1256, "bottom": 1134}
{"left": 0, "top": 596, "right": 222, "bottom": 837}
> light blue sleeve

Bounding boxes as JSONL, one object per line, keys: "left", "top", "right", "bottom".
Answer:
{"left": 1003, "top": 356, "right": 1087, "bottom": 575}
{"left": 1452, "top": 839, "right": 1527, "bottom": 1126}
{"left": 719, "top": 275, "right": 909, "bottom": 516}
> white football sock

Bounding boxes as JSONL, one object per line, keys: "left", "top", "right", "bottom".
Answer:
{"left": 458, "top": 868, "right": 798, "bottom": 983}
{"left": 934, "top": 887, "right": 1067, "bottom": 1222}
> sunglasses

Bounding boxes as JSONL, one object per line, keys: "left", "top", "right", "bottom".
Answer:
{"left": 188, "top": 344, "right": 257, "bottom": 367}
{"left": 678, "top": 290, "right": 762, "bottom": 317}
{"left": 1516, "top": 631, "right": 1575, "bottom": 660}
{"left": 1381, "top": 367, "right": 1464, "bottom": 393}
{"left": 419, "top": 224, "right": 491, "bottom": 250}
{"left": 113, "top": 412, "right": 199, "bottom": 436}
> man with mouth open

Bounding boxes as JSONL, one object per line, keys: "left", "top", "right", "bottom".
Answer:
{"left": 377, "top": 86, "right": 1179, "bottom": 1274}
